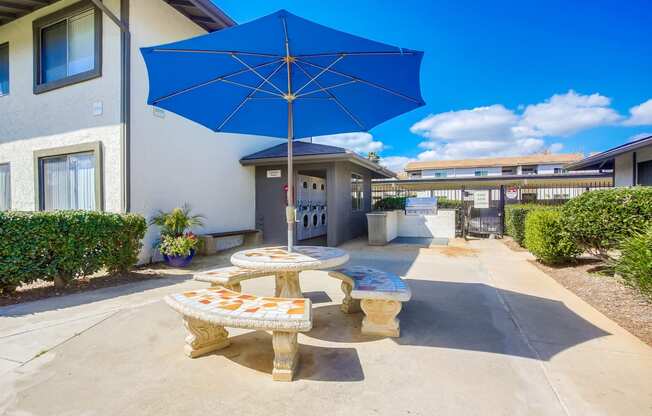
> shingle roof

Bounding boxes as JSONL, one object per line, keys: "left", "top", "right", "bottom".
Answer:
{"left": 404, "top": 153, "right": 584, "bottom": 171}
{"left": 241, "top": 141, "right": 347, "bottom": 160}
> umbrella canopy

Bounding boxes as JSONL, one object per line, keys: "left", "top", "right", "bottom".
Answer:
{"left": 141, "top": 9, "right": 425, "bottom": 250}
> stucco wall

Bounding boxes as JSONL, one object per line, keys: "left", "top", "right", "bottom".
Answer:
{"left": 129, "top": 1, "right": 281, "bottom": 261}
{"left": 614, "top": 146, "right": 652, "bottom": 187}
{"left": 0, "top": 0, "right": 122, "bottom": 211}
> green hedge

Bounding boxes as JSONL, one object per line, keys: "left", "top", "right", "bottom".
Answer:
{"left": 615, "top": 226, "right": 652, "bottom": 298}
{"left": 561, "top": 187, "right": 652, "bottom": 260}
{"left": 524, "top": 208, "right": 581, "bottom": 264}
{"left": 373, "top": 196, "right": 462, "bottom": 211}
{"left": 504, "top": 204, "right": 547, "bottom": 246}
{"left": 0, "top": 211, "right": 147, "bottom": 292}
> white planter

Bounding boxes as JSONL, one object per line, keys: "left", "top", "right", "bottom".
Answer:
{"left": 366, "top": 210, "right": 399, "bottom": 245}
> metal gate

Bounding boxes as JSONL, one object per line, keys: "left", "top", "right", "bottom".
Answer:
{"left": 462, "top": 188, "right": 504, "bottom": 236}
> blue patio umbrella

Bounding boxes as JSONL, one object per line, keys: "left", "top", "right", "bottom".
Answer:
{"left": 141, "top": 9, "right": 425, "bottom": 251}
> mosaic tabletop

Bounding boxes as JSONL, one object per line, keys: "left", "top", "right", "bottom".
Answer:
{"left": 165, "top": 287, "right": 312, "bottom": 332}
{"left": 194, "top": 266, "right": 271, "bottom": 283}
{"left": 231, "top": 246, "right": 349, "bottom": 272}
{"left": 330, "top": 266, "right": 412, "bottom": 302}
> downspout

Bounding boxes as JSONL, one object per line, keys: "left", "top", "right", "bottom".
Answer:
{"left": 89, "top": 0, "right": 131, "bottom": 212}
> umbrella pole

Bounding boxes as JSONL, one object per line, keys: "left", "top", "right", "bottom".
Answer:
{"left": 286, "top": 98, "right": 295, "bottom": 252}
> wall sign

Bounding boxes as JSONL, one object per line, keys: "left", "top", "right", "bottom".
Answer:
{"left": 267, "top": 169, "right": 282, "bottom": 178}
{"left": 506, "top": 187, "right": 518, "bottom": 199}
{"left": 473, "top": 190, "right": 490, "bottom": 208}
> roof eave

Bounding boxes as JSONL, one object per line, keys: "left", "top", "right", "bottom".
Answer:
{"left": 566, "top": 136, "right": 652, "bottom": 171}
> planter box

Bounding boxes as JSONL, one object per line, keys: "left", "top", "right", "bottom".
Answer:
{"left": 198, "top": 229, "right": 263, "bottom": 255}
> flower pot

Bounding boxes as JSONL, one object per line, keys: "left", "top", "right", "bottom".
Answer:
{"left": 163, "top": 249, "right": 196, "bottom": 268}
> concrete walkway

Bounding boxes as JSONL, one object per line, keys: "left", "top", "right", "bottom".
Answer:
{"left": 1, "top": 239, "right": 650, "bottom": 415}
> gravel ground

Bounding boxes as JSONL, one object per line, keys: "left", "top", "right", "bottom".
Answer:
{"left": 501, "top": 239, "right": 652, "bottom": 346}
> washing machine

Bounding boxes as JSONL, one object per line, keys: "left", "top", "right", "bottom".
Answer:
{"left": 295, "top": 174, "right": 327, "bottom": 240}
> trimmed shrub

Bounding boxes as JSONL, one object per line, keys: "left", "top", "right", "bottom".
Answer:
{"left": 524, "top": 208, "right": 581, "bottom": 264}
{"left": 561, "top": 187, "right": 652, "bottom": 260}
{"left": 373, "top": 196, "right": 406, "bottom": 211}
{"left": 504, "top": 204, "right": 547, "bottom": 246}
{"left": 0, "top": 211, "right": 147, "bottom": 292}
{"left": 615, "top": 226, "right": 652, "bottom": 297}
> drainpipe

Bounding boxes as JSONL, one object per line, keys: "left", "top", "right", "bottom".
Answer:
{"left": 89, "top": 0, "right": 131, "bottom": 212}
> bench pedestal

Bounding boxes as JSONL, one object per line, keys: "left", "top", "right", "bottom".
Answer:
{"left": 183, "top": 317, "right": 230, "bottom": 358}
{"left": 360, "top": 299, "right": 402, "bottom": 337}
{"left": 272, "top": 331, "right": 299, "bottom": 382}
{"left": 340, "top": 282, "right": 361, "bottom": 313}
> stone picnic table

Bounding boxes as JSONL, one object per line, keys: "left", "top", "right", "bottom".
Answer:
{"left": 230, "top": 246, "right": 350, "bottom": 298}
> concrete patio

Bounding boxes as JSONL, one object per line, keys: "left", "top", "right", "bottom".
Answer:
{"left": 1, "top": 239, "right": 651, "bottom": 415}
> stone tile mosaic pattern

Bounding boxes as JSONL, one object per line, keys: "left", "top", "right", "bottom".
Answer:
{"left": 336, "top": 266, "right": 410, "bottom": 294}
{"left": 168, "top": 287, "right": 309, "bottom": 321}
{"left": 194, "top": 266, "right": 267, "bottom": 283}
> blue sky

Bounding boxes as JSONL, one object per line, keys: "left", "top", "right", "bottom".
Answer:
{"left": 214, "top": 0, "right": 652, "bottom": 171}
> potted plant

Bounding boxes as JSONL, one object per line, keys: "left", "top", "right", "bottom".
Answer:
{"left": 150, "top": 204, "right": 204, "bottom": 267}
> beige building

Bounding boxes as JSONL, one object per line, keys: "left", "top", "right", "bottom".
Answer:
{"left": 0, "top": 0, "right": 283, "bottom": 261}
{"left": 404, "top": 153, "right": 584, "bottom": 179}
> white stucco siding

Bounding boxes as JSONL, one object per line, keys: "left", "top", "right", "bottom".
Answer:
{"left": 614, "top": 146, "right": 652, "bottom": 187}
{"left": 0, "top": 0, "right": 123, "bottom": 211}
{"left": 129, "top": 1, "right": 282, "bottom": 261}
{"left": 537, "top": 164, "right": 564, "bottom": 174}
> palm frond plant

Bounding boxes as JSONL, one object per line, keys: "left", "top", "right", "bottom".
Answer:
{"left": 150, "top": 204, "right": 204, "bottom": 266}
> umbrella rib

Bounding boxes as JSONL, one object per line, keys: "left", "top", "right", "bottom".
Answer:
{"left": 151, "top": 48, "right": 282, "bottom": 58}
{"left": 216, "top": 62, "right": 286, "bottom": 131}
{"left": 294, "top": 61, "right": 365, "bottom": 130}
{"left": 296, "top": 51, "right": 417, "bottom": 58}
{"left": 296, "top": 80, "right": 357, "bottom": 98}
{"left": 231, "top": 54, "right": 286, "bottom": 95}
{"left": 293, "top": 55, "right": 345, "bottom": 95}
{"left": 151, "top": 59, "right": 283, "bottom": 104}
{"left": 218, "top": 79, "right": 283, "bottom": 97}
{"left": 295, "top": 58, "right": 422, "bottom": 104}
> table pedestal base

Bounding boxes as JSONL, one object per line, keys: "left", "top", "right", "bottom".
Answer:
{"left": 275, "top": 271, "right": 302, "bottom": 298}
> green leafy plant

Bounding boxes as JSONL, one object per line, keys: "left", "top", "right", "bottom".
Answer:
{"left": 0, "top": 211, "right": 147, "bottom": 291}
{"left": 614, "top": 226, "right": 652, "bottom": 298}
{"left": 524, "top": 208, "right": 581, "bottom": 264}
{"left": 561, "top": 187, "right": 652, "bottom": 260}
{"left": 373, "top": 196, "right": 406, "bottom": 211}
{"left": 149, "top": 204, "right": 204, "bottom": 237}
{"left": 504, "top": 204, "right": 547, "bottom": 246}
{"left": 159, "top": 233, "right": 200, "bottom": 257}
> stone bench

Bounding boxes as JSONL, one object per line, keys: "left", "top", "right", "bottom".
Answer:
{"left": 193, "top": 266, "right": 273, "bottom": 293}
{"left": 198, "top": 229, "right": 262, "bottom": 255}
{"left": 328, "top": 266, "right": 411, "bottom": 337}
{"left": 165, "top": 287, "right": 312, "bottom": 381}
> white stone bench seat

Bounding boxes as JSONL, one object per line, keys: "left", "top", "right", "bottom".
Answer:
{"left": 329, "top": 266, "right": 411, "bottom": 337}
{"left": 193, "top": 266, "right": 272, "bottom": 292}
{"left": 165, "top": 287, "right": 312, "bottom": 381}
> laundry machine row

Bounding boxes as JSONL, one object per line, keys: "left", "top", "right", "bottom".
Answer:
{"left": 295, "top": 174, "right": 327, "bottom": 241}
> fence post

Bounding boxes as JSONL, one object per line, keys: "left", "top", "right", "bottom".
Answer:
{"left": 499, "top": 185, "right": 505, "bottom": 237}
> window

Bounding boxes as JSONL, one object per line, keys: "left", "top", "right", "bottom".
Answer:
{"left": 351, "top": 173, "right": 363, "bottom": 211}
{"left": 0, "top": 43, "right": 8, "bottom": 96}
{"left": 521, "top": 166, "right": 537, "bottom": 175}
{"left": 35, "top": 142, "right": 102, "bottom": 210}
{"left": 474, "top": 170, "right": 489, "bottom": 177}
{"left": 33, "top": 1, "right": 102, "bottom": 94}
{"left": 553, "top": 167, "right": 564, "bottom": 174}
{"left": 433, "top": 170, "right": 447, "bottom": 178}
{"left": 0, "top": 164, "right": 10, "bottom": 211}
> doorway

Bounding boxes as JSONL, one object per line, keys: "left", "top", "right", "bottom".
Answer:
{"left": 296, "top": 170, "right": 327, "bottom": 245}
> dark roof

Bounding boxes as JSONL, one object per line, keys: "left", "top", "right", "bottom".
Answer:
{"left": 241, "top": 141, "right": 395, "bottom": 179}
{"left": 566, "top": 135, "right": 652, "bottom": 171}
{"left": 0, "top": 0, "right": 235, "bottom": 31}
{"left": 242, "top": 141, "right": 346, "bottom": 160}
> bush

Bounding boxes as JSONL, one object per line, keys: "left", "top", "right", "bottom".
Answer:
{"left": 561, "top": 187, "right": 652, "bottom": 260}
{"left": 504, "top": 204, "right": 547, "bottom": 246}
{"left": 0, "top": 211, "right": 147, "bottom": 292}
{"left": 373, "top": 196, "right": 406, "bottom": 211}
{"left": 524, "top": 208, "right": 581, "bottom": 264}
{"left": 615, "top": 226, "right": 652, "bottom": 297}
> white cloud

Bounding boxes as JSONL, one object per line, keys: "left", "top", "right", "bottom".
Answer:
{"left": 407, "top": 90, "right": 623, "bottom": 161}
{"left": 310, "top": 132, "right": 384, "bottom": 154}
{"left": 379, "top": 156, "right": 414, "bottom": 173}
{"left": 520, "top": 90, "right": 622, "bottom": 136}
{"left": 623, "top": 99, "right": 652, "bottom": 126}
{"left": 628, "top": 132, "right": 652, "bottom": 142}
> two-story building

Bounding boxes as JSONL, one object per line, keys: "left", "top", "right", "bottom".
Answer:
{"left": 0, "top": 0, "right": 390, "bottom": 261}
{"left": 404, "top": 153, "right": 584, "bottom": 179}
